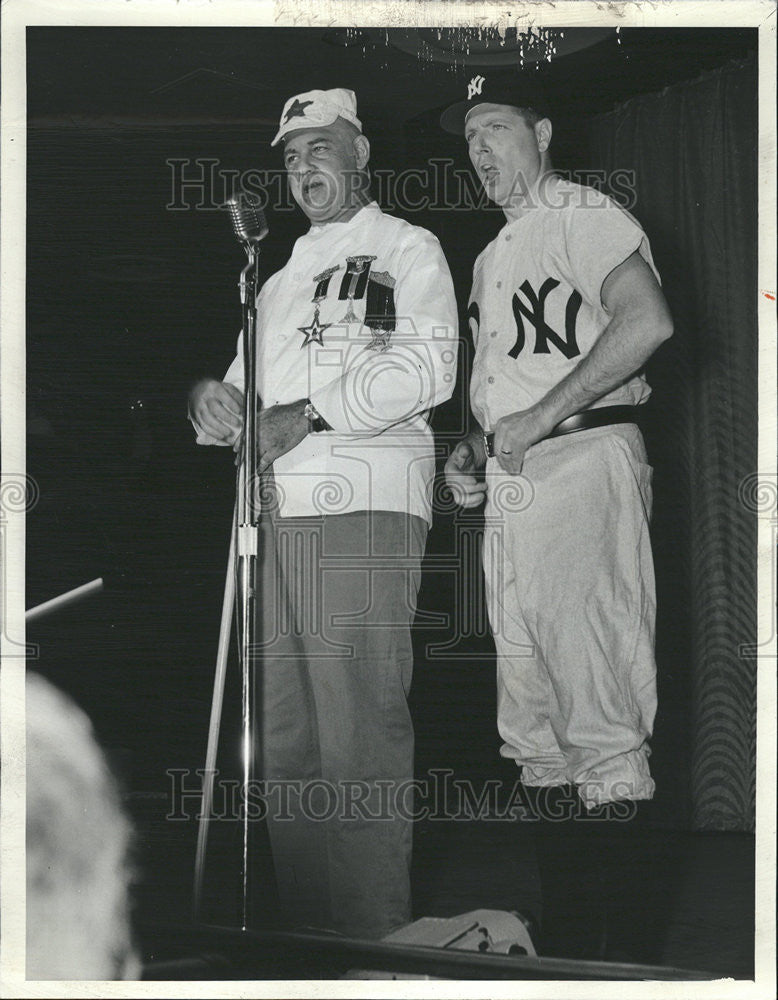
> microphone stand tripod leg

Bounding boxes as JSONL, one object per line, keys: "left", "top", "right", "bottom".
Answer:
{"left": 193, "top": 517, "right": 237, "bottom": 918}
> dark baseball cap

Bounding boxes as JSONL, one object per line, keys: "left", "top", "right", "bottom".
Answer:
{"left": 440, "top": 74, "right": 552, "bottom": 134}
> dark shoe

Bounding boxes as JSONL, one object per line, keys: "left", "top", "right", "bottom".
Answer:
{"left": 528, "top": 785, "right": 607, "bottom": 960}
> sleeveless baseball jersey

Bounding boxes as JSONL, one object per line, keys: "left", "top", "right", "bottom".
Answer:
{"left": 469, "top": 177, "right": 660, "bottom": 431}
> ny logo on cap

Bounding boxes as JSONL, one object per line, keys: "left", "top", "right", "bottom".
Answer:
{"left": 467, "top": 75, "right": 485, "bottom": 101}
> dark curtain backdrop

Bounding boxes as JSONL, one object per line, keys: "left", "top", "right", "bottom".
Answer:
{"left": 588, "top": 55, "right": 758, "bottom": 831}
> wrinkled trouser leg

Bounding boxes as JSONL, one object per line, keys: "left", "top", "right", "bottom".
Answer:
{"left": 484, "top": 426, "right": 657, "bottom": 807}
{"left": 258, "top": 508, "right": 426, "bottom": 939}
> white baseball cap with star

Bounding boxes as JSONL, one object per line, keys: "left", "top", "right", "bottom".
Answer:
{"left": 271, "top": 88, "right": 362, "bottom": 146}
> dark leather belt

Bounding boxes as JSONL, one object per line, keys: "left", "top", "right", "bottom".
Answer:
{"left": 484, "top": 405, "right": 642, "bottom": 458}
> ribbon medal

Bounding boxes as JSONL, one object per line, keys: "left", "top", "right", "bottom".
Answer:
{"left": 298, "top": 265, "right": 340, "bottom": 348}
{"left": 338, "top": 255, "right": 377, "bottom": 323}
{"left": 364, "top": 270, "right": 397, "bottom": 351}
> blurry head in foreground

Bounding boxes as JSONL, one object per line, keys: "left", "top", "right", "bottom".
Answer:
{"left": 26, "top": 672, "right": 140, "bottom": 979}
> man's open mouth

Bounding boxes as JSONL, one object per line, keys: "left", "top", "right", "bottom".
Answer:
{"left": 303, "top": 178, "right": 327, "bottom": 198}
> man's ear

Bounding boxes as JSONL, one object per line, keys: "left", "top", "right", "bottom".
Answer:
{"left": 354, "top": 134, "right": 371, "bottom": 169}
{"left": 534, "top": 118, "right": 552, "bottom": 153}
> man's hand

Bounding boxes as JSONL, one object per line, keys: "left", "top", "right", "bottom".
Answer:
{"left": 492, "top": 407, "right": 552, "bottom": 475}
{"left": 188, "top": 379, "right": 244, "bottom": 445}
{"left": 444, "top": 433, "right": 488, "bottom": 508}
{"left": 255, "top": 400, "right": 310, "bottom": 473}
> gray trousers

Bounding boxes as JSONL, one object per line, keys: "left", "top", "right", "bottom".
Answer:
{"left": 484, "top": 425, "right": 657, "bottom": 807}
{"left": 255, "top": 506, "right": 427, "bottom": 939}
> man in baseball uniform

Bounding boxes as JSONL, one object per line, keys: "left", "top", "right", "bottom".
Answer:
{"left": 189, "top": 89, "right": 458, "bottom": 938}
{"left": 441, "top": 79, "right": 673, "bottom": 959}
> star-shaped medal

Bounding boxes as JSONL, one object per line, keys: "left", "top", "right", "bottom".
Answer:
{"left": 298, "top": 310, "right": 331, "bottom": 348}
{"left": 284, "top": 98, "right": 314, "bottom": 124}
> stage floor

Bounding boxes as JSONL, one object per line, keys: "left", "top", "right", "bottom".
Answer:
{"left": 26, "top": 577, "right": 756, "bottom": 980}
{"left": 128, "top": 798, "right": 754, "bottom": 979}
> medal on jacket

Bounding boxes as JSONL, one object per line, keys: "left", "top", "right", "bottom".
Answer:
{"left": 298, "top": 265, "right": 339, "bottom": 348}
{"left": 364, "top": 269, "right": 397, "bottom": 352}
{"left": 338, "top": 255, "right": 376, "bottom": 323}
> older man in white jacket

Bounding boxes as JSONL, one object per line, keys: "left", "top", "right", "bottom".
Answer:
{"left": 189, "top": 88, "right": 457, "bottom": 939}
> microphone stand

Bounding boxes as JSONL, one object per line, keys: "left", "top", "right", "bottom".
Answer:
{"left": 235, "top": 241, "right": 261, "bottom": 931}
{"left": 194, "top": 235, "right": 262, "bottom": 931}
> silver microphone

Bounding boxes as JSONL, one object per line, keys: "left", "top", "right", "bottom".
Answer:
{"left": 225, "top": 194, "right": 269, "bottom": 245}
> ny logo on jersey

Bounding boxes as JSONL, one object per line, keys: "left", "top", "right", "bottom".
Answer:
{"left": 467, "top": 75, "right": 486, "bottom": 100}
{"left": 509, "top": 278, "right": 582, "bottom": 360}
